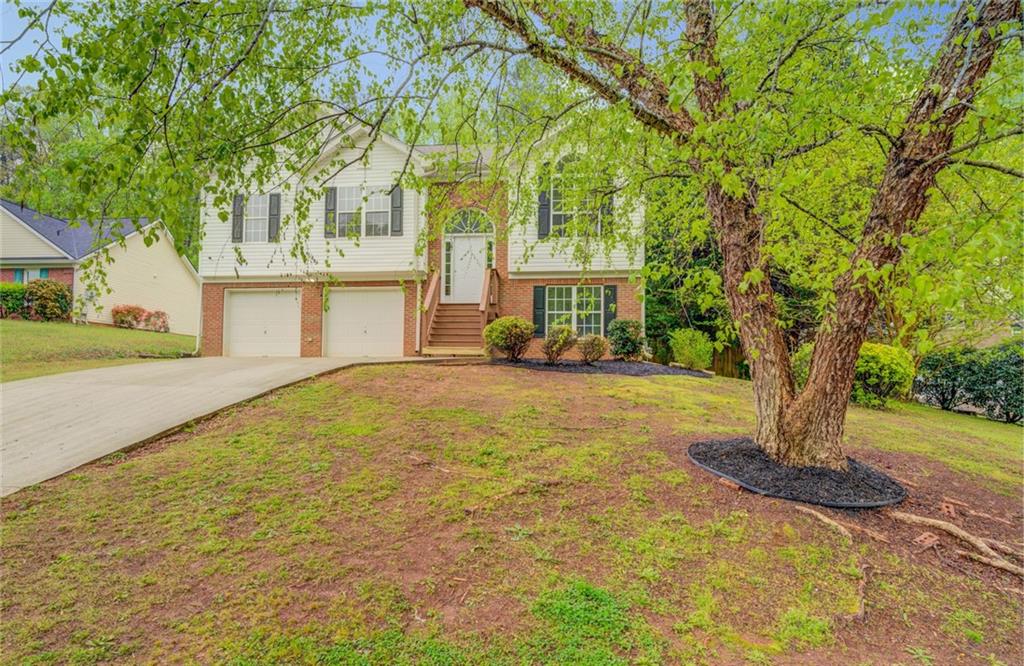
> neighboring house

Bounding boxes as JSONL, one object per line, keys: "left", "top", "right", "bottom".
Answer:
{"left": 0, "top": 199, "right": 201, "bottom": 336}
{"left": 198, "top": 125, "right": 644, "bottom": 358}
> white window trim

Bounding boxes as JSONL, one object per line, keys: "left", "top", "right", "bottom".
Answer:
{"left": 243, "top": 193, "right": 270, "bottom": 243}
{"left": 334, "top": 185, "right": 393, "bottom": 239}
{"left": 546, "top": 285, "right": 603, "bottom": 336}
{"left": 550, "top": 159, "right": 602, "bottom": 237}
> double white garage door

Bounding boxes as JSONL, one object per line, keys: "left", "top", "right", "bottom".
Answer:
{"left": 224, "top": 288, "right": 404, "bottom": 357}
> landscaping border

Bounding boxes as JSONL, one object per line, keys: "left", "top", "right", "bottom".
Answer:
{"left": 687, "top": 438, "right": 906, "bottom": 509}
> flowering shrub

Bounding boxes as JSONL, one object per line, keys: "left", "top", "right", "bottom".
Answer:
{"left": 143, "top": 310, "right": 170, "bottom": 333}
{"left": 25, "top": 279, "right": 72, "bottom": 321}
{"left": 111, "top": 304, "right": 147, "bottom": 329}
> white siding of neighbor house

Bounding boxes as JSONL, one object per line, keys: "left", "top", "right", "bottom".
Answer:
{"left": 0, "top": 209, "right": 68, "bottom": 260}
{"left": 506, "top": 193, "right": 645, "bottom": 276}
{"left": 199, "top": 139, "right": 426, "bottom": 280}
{"left": 74, "top": 227, "right": 201, "bottom": 336}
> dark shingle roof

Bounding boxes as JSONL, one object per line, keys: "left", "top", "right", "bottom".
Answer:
{"left": 0, "top": 199, "right": 146, "bottom": 260}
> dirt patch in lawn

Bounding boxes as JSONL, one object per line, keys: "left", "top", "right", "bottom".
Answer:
{"left": 2, "top": 364, "right": 1020, "bottom": 665}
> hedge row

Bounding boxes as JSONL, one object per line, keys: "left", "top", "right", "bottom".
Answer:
{"left": 915, "top": 340, "right": 1023, "bottom": 424}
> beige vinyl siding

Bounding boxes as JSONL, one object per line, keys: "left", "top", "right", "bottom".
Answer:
{"left": 507, "top": 187, "right": 644, "bottom": 275}
{"left": 199, "top": 140, "right": 425, "bottom": 279}
{"left": 0, "top": 209, "right": 68, "bottom": 259}
{"left": 75, "top": 227, "right": 200, "bottom": 336}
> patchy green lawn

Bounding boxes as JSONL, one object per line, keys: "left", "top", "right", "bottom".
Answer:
{"left": 1, "top": 364, "right": 1020, "bottom": 665}
{"left": 0, "top": 319, "right": 195, "bottom": 382}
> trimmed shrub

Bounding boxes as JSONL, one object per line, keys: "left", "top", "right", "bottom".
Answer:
{"left": 914, "top": 347, "right": 977, "bottom": 411}
{"left": 668, "top": 328, "right": 713, "bottom": 371}
{"left": 483, "top": 316, "right": 535, "bottom": 362}
{"left": 111, "top": 304, "right": 147, "bottom": 329}
{"left": 792, "top": 341, "right": 914, "bottom": 409}
{"left": 968, "top": 340, "right": 1023, "bottom": 424}
{"left": 0, "top": 282, "right": 28, "bottom": 318}
{"left": 607, "top": 319, "right": 645, "bottom": 361}
{"left": 143, "top": 310, "right": 170, "bottom": 333}
{"left": 578, "top": 335, "right": 609, "bottom": 365}
{"left": 542, "top": 325, "right": 577, "bottom": 364}
{"left": 25, "top": 279, "right": 72, "bottom": 321}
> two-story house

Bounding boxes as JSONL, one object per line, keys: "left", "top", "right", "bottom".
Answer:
{"left": 198, "top": 124, "right": 643, "bottom": 358}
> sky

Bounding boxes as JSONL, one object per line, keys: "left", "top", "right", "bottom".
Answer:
{"left": 1, "top": 1, "right": 55, "bottom": 92}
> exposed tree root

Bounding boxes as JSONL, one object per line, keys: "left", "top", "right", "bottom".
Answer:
{"left": 889, "top": 511, "right": 1024, "bottom": 577}
{"left": 795, "top": 505, "right": 851, "bottom": 539}
{"left": 794, "top": 505, "right": 890, "bottom": 543}
{"left": 982, "top": 538, "right": 1024, "bottom": 561}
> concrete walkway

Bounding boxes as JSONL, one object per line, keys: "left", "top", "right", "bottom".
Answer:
{"left": 0, "top": 356, "right": 406, "bottom": 497}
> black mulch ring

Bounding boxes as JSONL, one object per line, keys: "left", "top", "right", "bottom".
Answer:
{"left": 492, "top": 359, "right": 711, "bottom": 378}
{"left": 687, "top": 437, "right": 906, "bottom": 509}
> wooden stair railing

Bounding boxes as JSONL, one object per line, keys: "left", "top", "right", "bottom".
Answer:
{"left": 420, "top": 270, "right": 440, "bottom": 352}
{"left": 479, "top": 268, "right": 500, "bottom": 330}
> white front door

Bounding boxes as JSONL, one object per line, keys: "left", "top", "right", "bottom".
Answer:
{"left": 445, "top": 235, "right": 488, "bottom": 303}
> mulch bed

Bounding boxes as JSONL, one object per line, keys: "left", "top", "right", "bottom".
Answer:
{"left": 688, "top": 437, "right": 907, "bottom": 508}
{"left": 492, "top": 359, "right": 711, "bottom": 378}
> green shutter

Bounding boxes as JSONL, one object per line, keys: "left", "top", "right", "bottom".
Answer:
{"left": 231, "top": 194, "right": 244, "bottom": 243}
{"left": 537, "top": 165, "right": 551, "bottom": 239}
{"left": 533, "top": 286, "right": 546, "bottom": 337}
{"left": 324, "top": 187, "right": 337, "bottom": 238}
{"left": 268, "top": 193, "right": 281, "bottom": 242}
{"left": 600, "top": 192, "right": 613, "bottom": 236}
{"left": 603, "top": 285, "right": 617, "bottom": 334}
{"left": 390, "top": 186, "right": 403, "bottom": 236}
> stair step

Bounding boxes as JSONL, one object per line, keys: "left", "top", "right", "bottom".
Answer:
{"left": 422, "top": 346, "right": 487, "bottom": 357}
{"left": 431, "top": 325, "right": 483, "bottom": 333}
{"left": 430, "top": 333, "right": 484, "bottom": 342}
{"left": 434, "top": 316, "right": 481, "bottom": 324}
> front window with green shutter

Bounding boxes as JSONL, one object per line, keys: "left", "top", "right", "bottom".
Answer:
{"left": 546, "top": 285, "right": 602, "bottom": 336}
{"left": 337, "top": 186, "right": 360, "bottom": 238}
{"left": 364, "top": 189, "right": 391, "bottom": 237}
{"left": 243, "top": 194, "right": 269, "bottom": 243}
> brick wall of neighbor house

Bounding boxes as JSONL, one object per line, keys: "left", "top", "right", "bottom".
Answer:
{"left": 202, "top": 280, "right": 418, "bottom": 357}
{"left": 0, "top": 266, "right": 74, "bottom": 288}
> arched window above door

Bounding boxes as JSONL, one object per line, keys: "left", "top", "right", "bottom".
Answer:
{"left": 446, "top": 208, "right": 494, "bottom": 234}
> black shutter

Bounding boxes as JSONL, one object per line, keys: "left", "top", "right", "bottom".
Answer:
{"left": 603, "top": 285, "right": 617, "bottom": 334}
{"left": 600, "top": 192, "right": 613, "bottom": 236}
{"left": 537, "top": 165, "right": 551, "bottom": 239}
{"left": 390, "top": 186, "right": 403, "bottom": 236}
{"left": 268, "top": 193, "right": 281, "bottom": 242}
{"left": 231, "top": 194, "right": 244, "bottom": 243}
{"left": 533, "top": 286, "right": 546, "bottom": 338}
{"left": 324, "top": 187, "right": 336, "bottom": 238}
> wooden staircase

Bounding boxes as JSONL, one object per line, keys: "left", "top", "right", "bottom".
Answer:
{"left": 422, "top": 303, "right": 486, "bottom": 356}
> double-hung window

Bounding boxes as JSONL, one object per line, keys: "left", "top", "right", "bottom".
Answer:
{"left": 546, "top": 285, "right": 603, "bottom": 336}
{"left": 337, "top": 186, "right": 360, "bottom": 238}
{"left": 364, "top": 189, "right": 391, "bottom": 237}
{"left": 244, "top": 194, "right": 269, "bottom": 243}
{"left": 12, "top": 268, "right": 49, "bottom": 283}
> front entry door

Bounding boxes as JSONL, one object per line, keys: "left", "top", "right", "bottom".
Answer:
{"left": 446, "top": 235, "right": 488, "bottom": 303}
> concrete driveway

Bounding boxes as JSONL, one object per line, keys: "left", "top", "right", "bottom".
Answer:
{"left": 0, "top": 356, "right": 405, "bottom": 497}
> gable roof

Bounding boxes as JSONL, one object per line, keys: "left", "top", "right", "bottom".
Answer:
{"left": 0, "top": 199, "right": 148, "bottom": 260}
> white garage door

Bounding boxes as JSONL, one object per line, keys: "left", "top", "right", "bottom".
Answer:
{"left": 324, "top": 288, "right": 404, "bottom": 357}
{"left": 225, "top": 289, "right": 301, "bottom": 357}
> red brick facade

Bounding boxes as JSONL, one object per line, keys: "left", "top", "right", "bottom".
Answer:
{"left": 201, "top": 280, "right": 418, "bottom": 357}
{"left": 0, "top": 266, "right": 74, "bottom": 289}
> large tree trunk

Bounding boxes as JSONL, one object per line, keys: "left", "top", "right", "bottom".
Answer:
{"left": 688, "top": 0, "right": 1018, "bottom": 470}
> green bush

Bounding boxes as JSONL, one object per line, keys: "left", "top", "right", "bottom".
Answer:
{"left": 25, "top": 279, "right": 72, "bottom": 321}
{"left": 542, "top": 325, "right": 577, "bottom": 364}
{"left": 0, "top": 282, "right": 28, "bottom": 318}
{"left": 668, "top": 328, "right": 713, "bottom": 370}
{"left": 968, "top": 340, "right": 1023, "bottom": 424}
{"left": 483, "top": 316, "right": 535, "bottom": 362}
{"left": 577, "top": 335, "right": 609, "bottom": 365}
{"left": 607, "top": 319, "right": 645, "bottom": 361}
{"left": 792, "top": 341, "right": 914, "bottom": 409}
{"left": 914, "top": 347, "right": 978, "bottom": 411}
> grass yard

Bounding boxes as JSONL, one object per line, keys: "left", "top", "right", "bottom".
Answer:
{"left": 1, "top": 364, "right": 1021, "bottom": 665}
{"left": 0, "top": 319, "right": 195, "bottom": 382}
